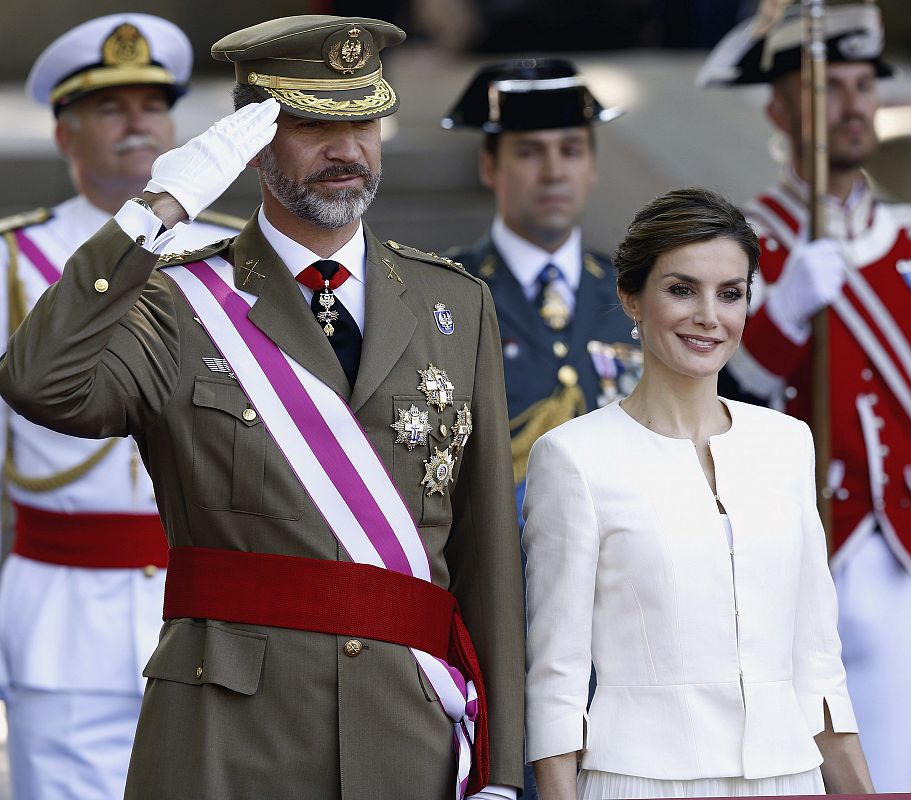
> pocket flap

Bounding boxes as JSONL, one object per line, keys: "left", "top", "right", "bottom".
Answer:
{"left": 193, "top": 375, "right": 260, "bottom": 426}
{"left": 144, "top": 619, "right": 267, "bottom": 696}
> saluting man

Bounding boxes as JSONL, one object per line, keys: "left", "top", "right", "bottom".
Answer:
{"left": 0, "top": 14, "right": 242, "bottom": 800}
{"left": 699, "top": 4, "right": 911, "bottom": 791}
{"left": 442, "top": 59, "right": 641, "bottom": 522}
{"left": 0, "top": 15, "right": 524, "bottom": 800}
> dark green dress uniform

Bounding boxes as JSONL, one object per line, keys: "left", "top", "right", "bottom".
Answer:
{"left": 0, "top": 16, "right": 525, "bottom": 800}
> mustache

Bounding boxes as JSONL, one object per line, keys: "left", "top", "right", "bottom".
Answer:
{"left": 114, "top": 134, "right": 161, "bottom": 154}
{"left": 305, "top": 163, "right": 374, "bottom": 183}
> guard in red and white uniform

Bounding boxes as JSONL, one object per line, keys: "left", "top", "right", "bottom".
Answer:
{"left": 0, "top": 15, "right": 241, "bottom": 799}
{"left": 700, "top": 4, "right": 911, "bottom": 792}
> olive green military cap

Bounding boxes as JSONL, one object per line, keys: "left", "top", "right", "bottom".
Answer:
{"left": 211, "top": 16, "right": 405, "bottom": 120}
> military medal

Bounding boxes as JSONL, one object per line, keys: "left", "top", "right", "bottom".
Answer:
{"left": 417, "top": 364, "right": 454, "bottom": 412}
{"left": 316, "top": 280, "right": 340, "bottom": 337}
{"left": 452, "top": 404, "right": 473, "bottom": 450}
{"left": 391, "top": 404, "right": 432, "bottom": 451}
{"left": 421, "top": 446, "right": 456, "bottom": 496}
{"left": 539, "top": 287, "right": 570, "bottom": 330}
{"left": 433, "top": 302, "right": 455, "bottom": 335}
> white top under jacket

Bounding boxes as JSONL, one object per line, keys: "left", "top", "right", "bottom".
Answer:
{"left": 0, "top": 195, "right": 237, "bottom": 696}
{"left": 523, "top": 398, "right": 857, "bottom": 780}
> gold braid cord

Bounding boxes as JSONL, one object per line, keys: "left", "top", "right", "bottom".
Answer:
{"left": 5, "top": 438, "right": 119, "bottom": 493}
{"left": 3, "top": 230, "right": 120, "bottom": 494}
{"left": 509, "top": 384, "right": 586, "bottom": 485}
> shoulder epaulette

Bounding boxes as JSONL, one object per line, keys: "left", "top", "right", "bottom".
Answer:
{"left": 383, "top": 239, "right": 475, "bottom": 278}
{"left": 0, "top": 207, "right": 52, "bottom": 235}
{"left": 196, "top": 208, "right": 248, "bottom": 232}
{"left": 583, "top": 252, "right": 609, "bottom": 280}
{"left": 155, "top": 238, "right": 231, "bottom": 268}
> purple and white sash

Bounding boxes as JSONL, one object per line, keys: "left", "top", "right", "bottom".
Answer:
{"left": 13, "top": 229, "right": 63, "bottom": 285}
{"left": 163, "top": 257, "right": 478, "bottom": 799}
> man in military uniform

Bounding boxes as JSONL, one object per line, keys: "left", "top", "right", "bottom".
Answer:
{"left": 699, "top": 4, "right": 911, "bottom": 791}
{"left": 442, "top": 59, "right": 641, "bottom": 522}
{"left": 0, "top": 14, "right": 244, "bottom": 800}
{"left": 0, "top": 15, "right": 524, "bottom": 800}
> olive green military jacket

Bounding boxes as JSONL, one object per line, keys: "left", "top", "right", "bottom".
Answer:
{"left": 0, "top": 216, "right": 525, "bottom": 799}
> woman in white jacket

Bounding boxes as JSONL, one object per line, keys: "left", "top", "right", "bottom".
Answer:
{"left": 524, "top": 188, "right": 873, "bottom": 799}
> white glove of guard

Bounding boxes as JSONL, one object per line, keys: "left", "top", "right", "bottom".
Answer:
{"left": 764, "top": 237, "right": 849, "bottom": 344}
{"left": 144, "top": 98, "right": 280, "bottom": 221}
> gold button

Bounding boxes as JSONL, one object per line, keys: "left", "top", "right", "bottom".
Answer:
{"left": 553, "top": 341, "right": 568, "bottom": 358}
{"left": 136, "top": 235, "right": 147, "bottom": 246}
{"left": 557, "top": 365, "right": 578, "bottom": 387}
{"left": 343, "top": 639, "right": 363, "bottom": 657}
{"left": 142, "top": 564, "right": 158, "bottom": 578}
{"left": 439, "top": 424, "right": 448, "bottom": 438}
{"left": 94, "top": 278, "right": 109, "bottom": 293}
{"left": 195, "top": 665, "right": 203, "bottom": 679}
{"left": 248, "top": 71, "right": 259, "bottom": 84}
{"left": 242, "top": 408, "right": 257, "bottom": 421}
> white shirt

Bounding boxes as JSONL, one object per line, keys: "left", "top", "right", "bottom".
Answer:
{"left": 257, "top": 206, "right": 367, "bottom": 334}
{"left": 491, "top": 216, "right": 581, "bottom": 312}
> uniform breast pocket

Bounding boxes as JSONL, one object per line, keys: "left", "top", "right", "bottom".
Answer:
{"left": 390, "top": 395, "right": 469, "bottom": 528}
{"left": 191, "top": 375, "right": 301, "bottom": 519}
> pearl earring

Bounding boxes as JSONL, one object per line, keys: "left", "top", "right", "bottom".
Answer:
{"left": 631, "top": 321, "right": 640, "bottom": 341}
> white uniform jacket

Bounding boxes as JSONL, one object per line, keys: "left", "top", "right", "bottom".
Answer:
{"left": 523, "top": 399, "right": 857, "bottom": 780}
{"left": 730, "top": 173, "right": 911, "bottom": 569}
{"left": 0, "top": 196, "right": 237, "bottom": 696}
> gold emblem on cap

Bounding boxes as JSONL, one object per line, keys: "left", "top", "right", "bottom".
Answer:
{"left": 328, "top": 29, "right": 371, "bottom": 75}
{"left": 102, "top": 24, "right": 151, "bottom": 67}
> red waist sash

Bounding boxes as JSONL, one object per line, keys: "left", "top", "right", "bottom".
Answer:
{"left": 163, "top": 546, "right": 489, "bottom": 789}
{"left": 12, "top": 502, "right": 168, "bottom": 569}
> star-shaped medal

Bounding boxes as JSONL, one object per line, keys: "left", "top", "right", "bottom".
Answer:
{"left": 417, "top": 364, "right": 455, "bottom": 412}
{"left": 452, "top": 404, "right": 473, "bottom": 450}
{"left": 421, "top": 446, "right": 456, "bottom": 496}
{"left": 391, "top": 405, "right": 432, "bottom": 451}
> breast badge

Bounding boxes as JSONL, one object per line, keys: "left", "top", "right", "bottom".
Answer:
{"left": 421, "top": 446, "right": 456, "bottom": 496}
{"left": 417, "top": 364, "right": 454, "bottom": 412}
{"left": 587, "top": 341, "right": 643, "bottom": 405}
{"left": 433, "top": 302, "right": 454, "bottom": 335}
{"left": 391, "top": 405, "right": 432, "bottom": 451}
{"left": 452, "top": 404, "right": 473, "bottom": 450}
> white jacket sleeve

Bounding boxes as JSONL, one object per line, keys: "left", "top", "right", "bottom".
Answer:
{"left": 792, "top": 421, "right": 858, "bottom": 734}
{"left": 523, "top": 431, "right": 600, "bottom": 762}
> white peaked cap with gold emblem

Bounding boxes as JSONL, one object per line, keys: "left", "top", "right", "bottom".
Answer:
{"left": 26, "top": 13, "right": 192, "bottom": 112}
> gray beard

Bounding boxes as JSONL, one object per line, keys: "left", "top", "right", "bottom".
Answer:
{"left": 259, "top": 146, "right": 381, "bottom": 229}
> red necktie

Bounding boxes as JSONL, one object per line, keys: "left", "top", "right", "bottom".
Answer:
{"left": 295, "top": 260, "right": 351, "bottom": 290}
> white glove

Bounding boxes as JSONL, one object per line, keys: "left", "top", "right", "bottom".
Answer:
{"left": 764, "top": 237, "right": 849, "bottom": 345}
{"left": 144, "top": 98, "right": 279, "bottom": 221}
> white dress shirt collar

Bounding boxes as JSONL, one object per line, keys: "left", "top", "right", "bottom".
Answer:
{"left": 257, "top": 206, "right": 366, "bottom": 284}
{"left": 491, "top": 216, "right": 582, "bottom": 296}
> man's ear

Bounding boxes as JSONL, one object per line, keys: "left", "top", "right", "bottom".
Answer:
{"left": 478, "top": 149, "right": 496, "bottom": 190}
{"left": 766, "top": 85, "right": 790, "bottom": 136}
{"left": 55, "top": 119, "right": 72, "bottom": 158}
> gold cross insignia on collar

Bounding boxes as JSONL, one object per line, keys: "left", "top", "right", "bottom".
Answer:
{"left": 238, "top": 259, "right": 265, "bottom": 286}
